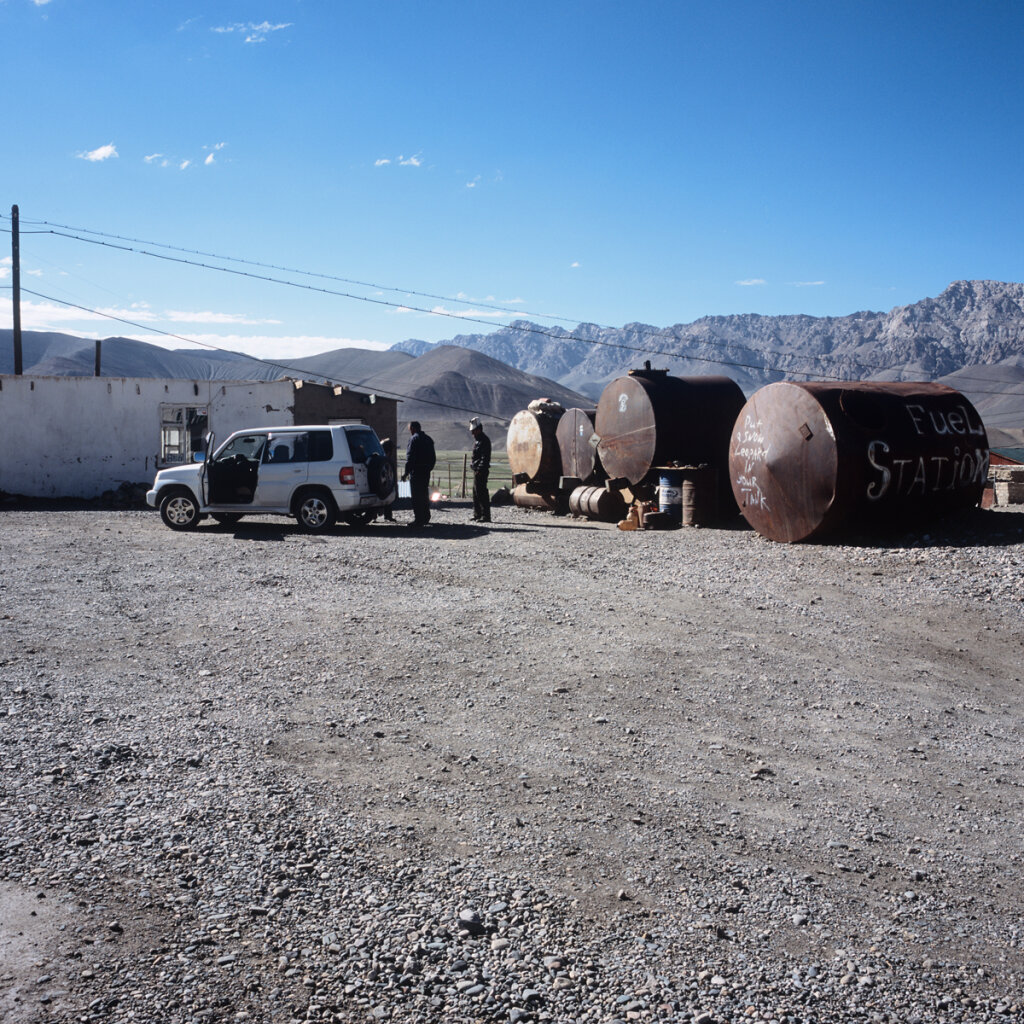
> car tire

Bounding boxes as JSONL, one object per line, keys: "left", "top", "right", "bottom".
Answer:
{"left": 159, "top": 487, "right": 201, "bottom": 531}
{"left": 294, "top": 490, "right": 337, "bottom": 533}
{"left": 367, "top": 454, "right": 396, "bottom": 500}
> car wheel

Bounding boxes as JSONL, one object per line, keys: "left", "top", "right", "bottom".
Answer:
{"left": 367, "top": 454, "right": 396, "bottom": 499}
{"left": 159, "top": 488, "right": 201, "bottom": 531}
{"left": 212, "top": 513, "right": 244, "bottom": 525}
{"left": 295, "top": 490, "right": 337, "bottom": 533}
{"left": 343, "top": 509, "right": 377, "bottom": 527}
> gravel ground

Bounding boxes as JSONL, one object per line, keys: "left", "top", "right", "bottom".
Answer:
{"left": 1, "top": 501, "right": 1023, "bottom": 1024}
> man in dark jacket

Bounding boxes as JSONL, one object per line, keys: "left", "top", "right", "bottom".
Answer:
{"left": 469, "top": 417, "right": 491, "bottom": 522}
{"left": 403, "top": 421, "right": 436, "bottom": 527}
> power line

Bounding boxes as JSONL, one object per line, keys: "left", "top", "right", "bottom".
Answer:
{"left": 22, "top": 225, "right": 852, "bottom": 382}
{"left": 16, "top": 287, "right": 516, "bottom": 423}
{"left": 8, "top": 213, "right": 1024, "bottom": 395}
{"left": 24, "top": 216, "right": 1024, "bottom": 388}
{"left": 6, "top": 215, "right": 583, "bottom": 327}
{"left": 4, "top": 212, "right": 857, "bottom": 375}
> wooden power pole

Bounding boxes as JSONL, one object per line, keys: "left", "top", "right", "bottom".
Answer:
{"left": 11, "top": 205, "right": 23, "bottom": 375}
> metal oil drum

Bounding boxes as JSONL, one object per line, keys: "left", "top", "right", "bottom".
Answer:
{"left": 729, "top": 381, "right": 989, "bottom": 543}
{"left": 506, "top": 407, "right": 563, "bottom": 485}
{"left": 679, "top": 465, "right": 718, "bottom": 526}
{"left": 594, "top": 366, "right": 745, "bottom": 512}
{"left": 556, "top": 408, "right": 601, "bottom": 484}
{"left": 568, "top": 485, "right": 625, "bottom": 522}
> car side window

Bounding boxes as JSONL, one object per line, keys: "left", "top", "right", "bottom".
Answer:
{"left": 216, "top": 434, "right": 267, "bottom": 463}
{"left": 307, "top": 431, "right": 333, "bottom": 462}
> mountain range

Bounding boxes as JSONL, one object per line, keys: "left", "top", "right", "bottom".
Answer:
{"left": 393, "top": 281, "right": 1024, "bottom": 438}
{"left": 3, "top": 280, "right": 1023, "bottom": 446}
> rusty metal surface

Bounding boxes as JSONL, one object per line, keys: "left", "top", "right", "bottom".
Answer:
{"left": 568, "top": 484, "right": 625, "bottom": 522}
{"left": 506, "top": 409, "right": 563, "bottom": 484}
{"left": 594, "top": 370, "right": 745, "bottom": 515}
{"left": 556, "top": 408, "right": 600, "bottom": 483}
{"left": 729, "top": 381, "right": 990, "bottom": 543}
{"left": 511, "top": 483, "right": 559, "bottom": 510}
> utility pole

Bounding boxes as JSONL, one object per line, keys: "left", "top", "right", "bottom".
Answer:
{"left": 11, "top": 204, "right": 23, "bottom": 375}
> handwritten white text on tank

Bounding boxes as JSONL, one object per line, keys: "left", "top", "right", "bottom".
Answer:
{"left": 736, "top": 474, "right": 770, "bottom": 511}
{"left": 904, "top": 403, "right": 985, "bottom": 438}
{"left": 866, "top": 441, "right": 989, "bottom": 501}
{"left": 734, "top": 417, "right": 772, "bottom": 475}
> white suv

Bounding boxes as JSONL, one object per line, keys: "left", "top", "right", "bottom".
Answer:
{"left": 146, "top": 424, "right": 396, "bottom": 533}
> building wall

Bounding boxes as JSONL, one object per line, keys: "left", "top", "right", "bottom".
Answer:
{"left": 0, "top": 375, "right": 400, "bottom": 498}
{"left": 291, "top": 380, "right": 399, "bottom": 446}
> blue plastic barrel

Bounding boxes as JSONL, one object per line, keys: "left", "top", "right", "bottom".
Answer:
{"left": 658, "top": 469, "right": 683, "bottom": 522}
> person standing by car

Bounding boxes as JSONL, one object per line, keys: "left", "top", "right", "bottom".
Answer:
{"left": 469, "top": 417, "right": 491, "bottom": 523}
{"left": 380, "top": 437, "right": 396, "bottom": 521}
{"left": 402, "top": 421, "right": 436, "bottom": 528}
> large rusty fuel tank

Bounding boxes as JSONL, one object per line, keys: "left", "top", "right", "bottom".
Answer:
{"left": 556, "top": 408, "right": 601, "bottom": 485}
{"left": 506, "top": 401, "right": 564, "bottom": 486}
{"left": 594, "top": 367, "right": 745, "bottom": 512}
{"left": 729, "top": 381, "right": 989, "bottom": 543}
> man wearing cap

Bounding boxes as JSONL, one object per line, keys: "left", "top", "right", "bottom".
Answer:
{"left": 469, "top": 418, "right": 491, "bottom": 523}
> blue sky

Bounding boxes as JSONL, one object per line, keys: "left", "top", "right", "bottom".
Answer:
{"left": 1, "top": 0, "right": 1022, "bottom": 360}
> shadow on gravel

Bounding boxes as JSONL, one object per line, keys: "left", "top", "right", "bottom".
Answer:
{"left": 822, "top": 508, "right": 1024, "bottom": 550}
{"left": 371, "top": 522, "right": 538, "bottom": 538}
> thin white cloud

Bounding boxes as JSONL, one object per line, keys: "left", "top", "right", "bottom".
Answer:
{"left": 205, "top": 153, "right": 215, "bottom": 166}
{"left": 164, "top": 310, "right": 282, "bottom": 326}
{"left": 374, "top": 158, "right": 391, "bottom": 167}
{"left": 793, "top": 280, "right": 826, "bottom": 287}
{"left": 77, "top": 143, "right": 118, "bottom": 162}
{"left": 736, "top": 278, "right": 766, "bottom": 286}
{"left": 570, "top": 261, "right": 580, "bottom": 269}
{"left": 32, "top": 0, "right": 54, "bottom": 6}
{"left": 466, "top": 176, "right": 480, "bottom": 189}
{"left": 0, "top": 297, "right": 158, "bottom": 329}
{"left": 124, "top": 333, "right": 394, "bottom": 358}
{"left": 398, "top": 153, "right": 423, "bottom": 167}
{"left": 430, "top": 305, "right": 507, "bottom": 320}
{"left": 144, "top": 153, "right": 166, "bottom": 165}
{"left": 180, "top": 160, "right": 191, "bottom": 170}
{"left": 212, "top": 21, "right": 292, "bottom": 44}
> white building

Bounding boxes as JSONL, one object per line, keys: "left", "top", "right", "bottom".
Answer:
{"left": 0, "top": 375, "right": 398, "bottom": 499}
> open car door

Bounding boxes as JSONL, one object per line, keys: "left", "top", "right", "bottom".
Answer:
{"left": 199, "top": 431, "right": 214, "bottom": 506}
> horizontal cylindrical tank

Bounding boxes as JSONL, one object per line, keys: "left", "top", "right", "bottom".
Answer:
{"left": 729, "top": 381, "right": 989, "bottom": 543}
{"left": 511, "top": 483, "right": 559, "bottom": 511}
{"left": 556, "top": 408, "right": 601, "bottom": 485}
{"left": 507, "top": 404, "right": 564, "bottom": 485}
{"left": 568, "top": 485, "right": 626, "bottom": 522}
{"left": 595, "top": 367, "right": 745, "bottom": 513}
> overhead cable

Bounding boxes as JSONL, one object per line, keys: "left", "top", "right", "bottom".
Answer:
{"left": 16, "top": 287, "right": 516, "bottom": 423}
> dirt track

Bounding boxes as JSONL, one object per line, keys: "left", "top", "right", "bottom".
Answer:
{"left": 1, "top": 503, "right": 1022, "bottom": 1023}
